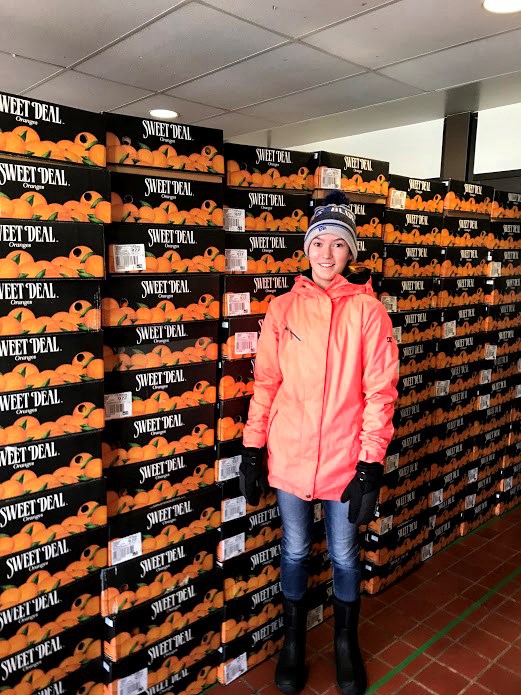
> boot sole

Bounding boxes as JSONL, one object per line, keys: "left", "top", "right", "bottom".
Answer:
{"left": 338, "top": 681, "right": 366, "bottom": 695}
{"left": 275, "top": 680, "right": 306, "bottom": 694}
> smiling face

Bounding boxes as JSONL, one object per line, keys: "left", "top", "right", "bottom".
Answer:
{"left": 308, "top": 234, "right": 352, "bottom": 289}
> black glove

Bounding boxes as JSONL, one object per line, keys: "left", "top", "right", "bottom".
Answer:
{"left": 239, "top": 447, "right": 270, "bottom": 507}
{"left": 341, "top": 461, "right": 383, "bottom": 525}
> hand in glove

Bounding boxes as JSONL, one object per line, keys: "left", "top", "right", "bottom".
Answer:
{"left": 239, "top": 447, "right": 270, "bottom": 507}
{"left": 341, "top": 461, "right": 383, "bottom": 525}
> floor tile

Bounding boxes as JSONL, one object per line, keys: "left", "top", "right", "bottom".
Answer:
{"left": 396, "top": 681, "right": 435, "bottom": 694}
{"left": 476, "top": 612, "right": 520, "bottom": 643}
{"left": 477, "top": 663, "right": 521, "bottom": 694}
{"left": 460, "top": 626, "right": 510, "bottom": 660}
{"left": 495, "top": 644, "right": 521, "bottom": 675}
{"left": 415, "top": 660, "right": 470, "bottom": 694}
{"left": 437, "top": 642, "right": 491, "bottom": 680}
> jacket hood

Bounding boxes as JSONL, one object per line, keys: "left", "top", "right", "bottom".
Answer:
{"left": 293, "top": 266, "right": 374, "bottom": 299}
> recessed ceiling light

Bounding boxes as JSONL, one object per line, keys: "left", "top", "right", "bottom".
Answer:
{"left": 483, "top": 0, "right": 521, "bottom": 13}
{"left": 149, "top": 108, "right": 179, "bottom": 119}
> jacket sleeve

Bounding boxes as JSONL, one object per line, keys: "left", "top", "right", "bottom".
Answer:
{"left": 359, "top": 299, "right": 399, "bottom": 464}
{"left": 242, "top": 305, "right": 282, "bottom": 449}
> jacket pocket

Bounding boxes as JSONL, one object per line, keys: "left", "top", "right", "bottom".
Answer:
{"left": 266, "top": 407, "right": 278, "bottom": 454}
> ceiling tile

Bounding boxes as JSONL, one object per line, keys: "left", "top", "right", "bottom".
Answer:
{"left": 0, "top": 54, "right": 62, "bottom": 93}
{"left": 168, "top": 43, "right": 364, "bottom": 110}
{"left": 238, "top": 72, "right": 422, "bottom": 124}
{"left": 195, "top": 112, "right": 281, "bottom": 138}
{"left": 305, "top": 0, "right": 521, "bottom": 69}
{"left": 25, "top": 71, "right": 152, "bottom": 112}
{"left": 78, "top": 3, "right": 284, "bottom": 91}
{"left": 380, "top": 28, "right": 521, "bottom": 91}
{"left": 111, "top": 93, "right": 225, "bottom": 121}
{"left": 0, "top": 1, "right": 183, "bottom": 66}
{"left": 203, "top": 0, "right": 391, "bottom": 37}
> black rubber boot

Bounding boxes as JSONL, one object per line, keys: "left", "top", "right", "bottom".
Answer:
{"left": 274, "top": 596, "right": 308, "bottom": 693}
{"left": 333, "top": 596, "right": 367, "bottom": 695}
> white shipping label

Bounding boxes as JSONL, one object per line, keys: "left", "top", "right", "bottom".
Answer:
{"left": 393, "top": 327, "right": 403, "bottom": 344}
{"left": 105, "top": 392, "right": 133, "bottom": 420}
{"left": 225, "top": 248, "right": 248, "bottom": 273}
{"left": 118, "top": 668, "right": 148, "bottom": 695}
{"left": 385, "top": 453, "right": 400, "bottom": 473}
{"left": 485, "top": 344, "right": 497, "bottom": 360}
{"left": 224, "top": 207, "right": 246, "bottom": 232}
{"left": 224, "top": 653, "right": 248, "bottom": 684}
{"left": 235, "top": 331, "right": 258, "bottom": 355}
{"left": 379, "top": 515, "right": 393, "bottom": 535}
{"left": 319, "top": 167, "right": 341, "bottom": 190}
{"left": 306, "top": 605, "right": 324, "bottom": 630}
{"left": 112, "top": 243, "right": 146, "bottom": 272}
{"left": 428, "top": 515, "right": 437, "bottom": 530}
{"left": 467, "top": 468, "right": 478, "bottom": 484}
{"left": 430, "top": 489, "right": 444, "bottom": 507}
{"left": 226, "top": 292, "right": 251, "bottom": 317}
{"left": 221, "top": 532, "right": 245, "bottom": 561}
{"left": 421, "top": 542, "right": 434, "bottom": 562}
{"left": 516, "top": 384, "right": 521, "bottom": 399}
{"left": 110, "top": 532, "right": 143, "bottom": 566}
{"left": 503, "top": 476, "right": 514, "bottom": 491}
{"left": 223, "top": 496, "right": 247, "bottom": 523}
{"left": 478, "top": 394, "right": 491, "bottom": 410}
{"left": 389, "top": 189, "right": 407, "bottom": 210}
{"left": 381, "top": 296, "right": 398, "bottom": 313}
{"left": 489, "top": 262, "right": 502, "bottom": 278}
{"left": 443, "top": 321, "right": 457, "bottom": 339}
{"left": 218, "top": 455, "right": 241, "bottom": 481}
{"left": 465, "top": 494, "right": 477, "bottom": 510}
{"left": 435, "top": 380, "right": 450, "bottom": 397}
{"left": 480, "top": 369, "right": 492, "bottom": 385}
{"left": 518, "top": 358, "right": 521, "bottom": 373}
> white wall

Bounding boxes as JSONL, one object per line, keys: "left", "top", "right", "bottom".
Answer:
{"left": 474, "top": 102, "right": 521, "bottom": 174}
{"left": 293, "top": 119, "right": 445, "bottom": 179}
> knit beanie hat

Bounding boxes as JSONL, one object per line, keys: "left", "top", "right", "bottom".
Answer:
{"left": 304, "top": 191, "right": 358, "bottom": 260}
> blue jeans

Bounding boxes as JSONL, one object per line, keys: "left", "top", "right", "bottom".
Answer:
{"left": 276, "top": 489, "right": 361, "bottom": 603}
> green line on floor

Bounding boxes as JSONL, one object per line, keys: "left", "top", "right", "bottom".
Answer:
{"left": 366, "top": 564, "right": 521, "bottom": 694}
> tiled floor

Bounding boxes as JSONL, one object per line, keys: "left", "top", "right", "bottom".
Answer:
{"left": 213, "top": 505, "right": 521, "bottom": 694}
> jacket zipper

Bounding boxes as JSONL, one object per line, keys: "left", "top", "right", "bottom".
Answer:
{"left": 284, "top": 326, "right": 301, "bottom": 341}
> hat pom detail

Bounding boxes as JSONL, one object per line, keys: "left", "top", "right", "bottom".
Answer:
{"left": 323, "top": 190, "right": 351, "bottom": 206}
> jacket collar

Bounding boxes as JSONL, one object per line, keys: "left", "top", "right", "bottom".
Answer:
{"left": 293, "top": 266, "right": 374, "bottom": 299}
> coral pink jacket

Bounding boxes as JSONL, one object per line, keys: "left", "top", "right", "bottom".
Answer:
{"left": 242, "top": 272, "right": 399, "bottom": 501}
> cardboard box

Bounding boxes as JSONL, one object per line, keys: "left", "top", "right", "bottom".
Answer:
{"left": 309, "top": 199, "right": 384, "bottom": 239}
{"left": 221, "top": 579, "right": 282, "bottom": 643}
{"left": 0, "top": 616, "right": 102, "bottom": 692}
{"left": 430, "top": 437, "right": 477, "bottom": 479}
{"left": 491, "top": 353, "right": 519, "bottom": 382}
{"left": 107, "top": 486, "right": 220, "bottom": 565}
{"left": 0, "top": 379, "right": 104, "bottom": 446}
{"left": 214, "top": 439, "right": 243, "bottom": 483}
{"left": 435, "top": 332, "right": 487, "bottom": 369}
{"left": 220, "top": 541, "right": 281, "bottom": 602}
{"left": 486, "top": 302, "right": 521, "bottom": 332}
{"left": 106, "top": 223, "right": 225, "bottom": 274}
{"left": 379, "top": 455, "right": 432, "bottom": 504}
{"left": 432, "top": 385, "right": 481, "bottom": 426}
{"left": 491, "top": 190, "right": 521, "bottom": 220}
{"left": 489, "top": 247, "right": 521, "bottom": 277}
{"left": 224, "top": 188, "right": 310, "bottom": 232}
{"left": 396, "top": 369, "right": 435, "bottom": 408}
{"left": 218, "top": 503, "right": 281, "bottom": 563}
{"left": 0, "top": 219, "right": 105, "bottom": 278}
{"left": 0, "top": 279, "right": 101, "bottom": 335}
{"left": 355, "top": 237, "right": 384, "bottom": 274}
{"left": 224, "top": 231, "right": 307, "bottom": 274}
{"left": 221, "top": 315, "right": 264, "bottom": 360}
{"left": 218, "top": 476, "right": 279, "bottom": 534}
{"left": 217, "top": 395, "right": 252, "bottom": 441}
{"left": 102, "top": 274, "right": 220, "bottom": 327}
{"left": 383, "top": 244, "right": 441, "bottom": 278}
{"left": 0, "top": 525, "right": 107, "bottom": 609}
{"left": 440, "top": 304, "right": 488, "bottom": 338}
{"left": 484, "top": 276, "right": 521, "bottom": 304}
{"left": 219, "top": 357, "right": 255, "bottom": 400}
{"left": 497, "top": 462, "right": 521, "bottom": 492}
{"left": 435, "top": 359, "right": 490, "bottom": 397}
{"left": 439, "top": 246, "right": 489, "bottom": 277}
{"left": 0, "top": 155, "right": 110, "bottom": 222}
{"left": 382, "top": 209, "right": 442, "bottom": 245}
{"left": 222, "top": 273, "right": 293, "bottom": 317}
{"left": 362, "top": 548, "right": 421, "bottom": 595}
{"left": 390, "top": 308, "right": 442, "bottom": 344}
{"left": 104, "top": 360, "right": 217, "bottom": 419}
{"left": 102, "top": 403, "right": 215, "bottom": 469}
{"left": 226, "top": 144, "right": 313, "bottom": 190}
{"left": 436, "top": 276, "right": 487, "bottom": 307}
{"left": 141, "top": 650, "right": 221, "bottom": 695}
{"left": 0, "top": 91, "right": 105, "bottom": 166}
{"left": 473, "top": 426, "right": 511, "bottom": 462}
{"left": 362, "top": 514, "right": 430, "bottom": 565}
{"left": 0, "top": 330, "right": 103, "bottom": 393}
{"left": 393, "top": 402, "right": 432, "bottom": 440}
{"left": 443, "top": 180, "right": 494, "bottom": 216}
{"left": 431, "top": 413, "right": 481, "bottom": 452}
{"left": 461, "top": 493, "right": 496, "bottom": 536}
{"left": 429, "top": 464, "right": 471, "bottom": 502}
{"left": 111, "top": 172, "right": 223, "bottom": 226}
{"left": 101, "top": 530, "right": 217, "bottom": 617}
{"left": 494, "top": 481, "right": 521, "bottom": 516}
{"left": 423, "top": 516, "right": 460, "bottom": 559}
{"left": 105, "top": 446, "right": 215, "bottom": 517}
{"left": 386, "top": 175, "right": 446, "bottom": 212}
{"left": 486, "top": 327, "right": 521, "bottom": 358}
{"left": 369, "top": 484, "right": 429, "bottom": 534}
{"left": 103, "top": 320, "right": 219, "bottom": 372}
{"left": 398, "top": 340, "right": 437, "bottom": 375}
{"left": 427, "top": 489, "right": 464, "bottom": 530}
{"left": 479, "top": 403, "right": 511, "bottom": 433}
{"left": 438, "top": 215, "right": 492, "bottom": 248}
{"left": 103, "top": 570, "right": 223, "bottom": 662}
{"left": 311, "top": 151, "right": 389, "bottom": 195}
{"left": 501, "top": 441, "right": 521, "bottom": 469}
{"left": 105, "top": 112, "right": 223, "bottom": 174}
{"left": 479, "top": 380, "right": 517, "bottom": 409}
{"left": 493, "top": 219, "right": 521, "bottom": 249}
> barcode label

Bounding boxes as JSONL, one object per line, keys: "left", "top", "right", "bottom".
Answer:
{"left": 430, "top": 489, "right": 444, "bottom": 507}
{"left": 393, "top": 327, "right": 402, "bottom": 344}
{"left": 503, "top": 476, "right": 514, "bottom": 491}
{"left": 112, "top": 244, "right": 146, "bottom": 272}
{"left": 465, "top": 494, "right": 476, "bottom": 510}
{"left": 421, "top": 542, "right": 433, "bottom": 562}
{"left": 517, "top": 358, "right": 521, "bottom": 373}
{"left": 225, "top": 248, "right": 248, "bottom": 273}
{"left": 443, "top": 321, "right": 457, "bottom": 339}
{"left": 218, "top": 455, "right": 241, "bottom": 481}
{"left": 105, "top": 392, "right": 133, "bottom": 420}
{"left": 313, "top": 503, "right": 322, "bottom": 523}
{"left": 221, "top": 532, "right": 245, "bottom": 561}
{"left": 307, "top": 604, "right": 324, "bottom": 630}
{"left": 227, "top": 292, "right": 251, "bottom": 317}
{"left": 467, "top": 468, "right": 478, "bottom": 484}
{"left": 516, "top": 384, "right": 521, "bottom": 399}
{"left": 118, "top": 668, "right": 148, "bottom": 695}
{"left": 319, "top": 167, "right": 341, "bottom": 190}
{"left": 489, "top": 261, "right": 502, "bottom": 277}
{"left": 480, "top": 369, "right": 492, "bottom": 384}
{"left": 235, "top": 331, "right": 258, "bottom": 355}
{"left": 485, "top": 344, "right": 497, "bottom": 360}
{"left": 223, "top": 496, "right": 247, "bottom": 523}
{"left": 428, "top": 514, "right": 437, "bottom": 530}
{"left": 224, "top": 653, "right": 248, "bottom": 684}
{"left": 435, "top": 380, "right": 450, "bottom": 397}
{"left": 478, "top": 394, "right": 491, "bottom": 410}
{"left": 379, "top": 515, "right": 393, "bottom": 534}
{"left": 389, "top": 189, "right": 407, "bottom": 209}
{"left": 224, "top": 207, "right": 246, "bottom": 232}
{"left": 381, "top": 296, "right": 397, "bottom": 313}
{"left": 110, "top": 532, "right": 142, "bottom": 565}
{"left": 385, "top": 453, "right": 399, "bottom": 473}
